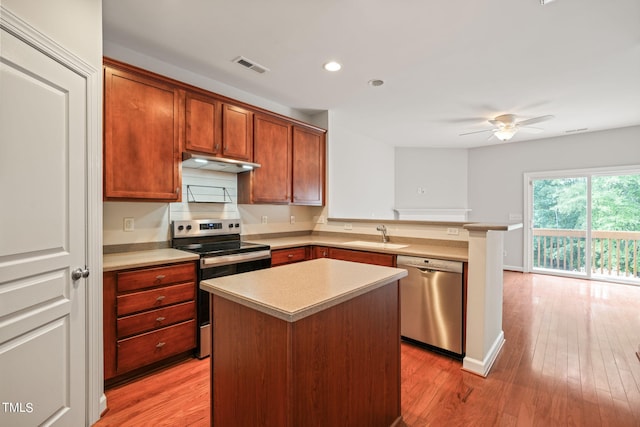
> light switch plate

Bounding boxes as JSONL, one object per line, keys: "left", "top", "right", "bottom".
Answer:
{"left": 123, "top": 217, "right": 134, "bottom": 232}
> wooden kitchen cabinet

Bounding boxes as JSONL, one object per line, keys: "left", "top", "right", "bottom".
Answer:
{"left": 185, "top": 91, "right": 222, "bottom": 155}
{"left": 184, "top": 92, "right": 254, "bottom": 162}
{"left": 312, "top": 246, "right": 330, "bottom": 259}
{"left": 103, "top": 261, "right": 197, "bottom": 386}
{"left": 327, "top": 247, "right": 396, "bottom": 267}
{"left": 103, "top": 59, "right": 181, "bottom": 201}
{"left": 292, "top": 125, "right": 325, "bottom": 206}
{"left": 238, "top": 117, "right": 326, "bottom": 206}
{"left": 238, "top": 114, "right": 292, "bottom": 204}
{"left": 271, "top": 247, "right": 310, "bottom": 266}
{"left": 221, "top": 104, "right": 253, "bottom": 161}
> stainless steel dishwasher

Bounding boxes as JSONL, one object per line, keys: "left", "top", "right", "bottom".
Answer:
{"left": 398, "top": 255, "right": 464, "bottom": 358}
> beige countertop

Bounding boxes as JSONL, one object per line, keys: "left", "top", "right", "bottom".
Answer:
{"left": 200, "top": 258, "right": 407, "bottom": 322}
{"left": 244, "top": 234, "right": 470, "bottom": 262}
{"left": 103, "top": 248, "right": 199, "bottom": 272}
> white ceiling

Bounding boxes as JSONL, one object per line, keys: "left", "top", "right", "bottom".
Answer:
{"left": 102, "top": 0, "right": 640, "bottom": 149}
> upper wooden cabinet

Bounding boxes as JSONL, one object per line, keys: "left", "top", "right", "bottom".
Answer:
{"left": 185, "top": 92, "right": 221, "bottom": 155}
{"left": 292, "top": 125, "right": 325, "bottom": 206}
{"left": 238, "top": 116, "right": 326, "bottom": 206}
{"left": 185, "top": 92, "right": 253, "bottom": 162}
{"left": 103, "top": 61, "right": 181, "bottom": 201}
{"left": 239, "top": 114, "right": 292, "bottom": 204}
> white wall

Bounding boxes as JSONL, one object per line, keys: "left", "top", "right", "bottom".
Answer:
{"left": 468, "top": 125, "right": 640, "bottom": 269}
{"left": 394, "top": 147, "right": 468, "bottom": 210}
{"left": 3, "top": 0, "right": 102, "bottom": 69}
{"left": 327, "top": 110, "right": 395, "bottom": 219}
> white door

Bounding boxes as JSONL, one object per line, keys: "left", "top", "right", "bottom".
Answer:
{"left": 0, "top": 27, "right": 87, "bottom": 426}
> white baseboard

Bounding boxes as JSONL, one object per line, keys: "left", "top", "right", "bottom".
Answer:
{"left": 503, "top": 265, "right": 523, "bottom": 272}
{"left": 462, "top": 331, "right": 505, "bottom": 377}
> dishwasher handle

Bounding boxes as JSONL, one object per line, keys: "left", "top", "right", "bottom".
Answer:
{"left": 397, "top": 255, "right": 463, "bottom": 274}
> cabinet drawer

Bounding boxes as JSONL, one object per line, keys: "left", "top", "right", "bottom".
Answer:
{"left": 271, "top": 247, "right": 308, "bottom": 266}
{"left": 117, "top": 319, "right": 196, "bottom": 374}
{"left": 117, "top": 263, "right": 195, "bottom": 292}
{"left": 117, "top": 301, "right": 195, "bottom": 338}
{"left": 117, "top": 282, "right": 195, "bottom": 316}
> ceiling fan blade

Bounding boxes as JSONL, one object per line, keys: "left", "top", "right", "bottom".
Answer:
{"left": 488, "top": 119, "right": 501, "bottom": 126}
{"left": 517, "top": 115, "right": 554, "bottom": 127}
{"left": 518, "top": 126, "right": 544, "bottom": 133}
{"left": 459, "top": 129, "right": 492, "bottom": 136}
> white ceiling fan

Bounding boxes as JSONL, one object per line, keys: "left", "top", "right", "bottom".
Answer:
{"left": 459, "top": 114, "right": 555, "bottom": 141}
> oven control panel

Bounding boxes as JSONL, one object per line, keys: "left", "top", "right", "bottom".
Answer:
{"left": 172, "top": 219, "right": 241, "bottom": 237}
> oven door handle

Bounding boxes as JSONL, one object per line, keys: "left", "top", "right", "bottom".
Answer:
{"left": 200, "top": 250, "right": 272, "bottom": 268}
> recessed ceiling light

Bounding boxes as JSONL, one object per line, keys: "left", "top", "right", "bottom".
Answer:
{"left": 323, "top": 61, "right": 342, "bottom": 72}
{"left": 368, "top": 79, "right": 384, "bottom": 87}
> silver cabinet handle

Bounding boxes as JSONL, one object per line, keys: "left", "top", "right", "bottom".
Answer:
{"left": 156, "top": 342, "right": 166, "bottom": 348}
{"left": 71, "top": 267, "right": 90, "bottom": 281}
{"left": 156, "top": 295, "right": 165, "bottom": 302}
{"left": 288, "top": 254, "right": 294, "bottom": 258}
{"left": 156, "top": 317, "right": 166, "bottom": 322}
{"left": 155, "top": 274, "right": 166, "bottom": 281}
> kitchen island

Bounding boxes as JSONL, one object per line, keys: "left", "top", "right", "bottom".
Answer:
{"left": 200, "top": 258, "right": 408, "bottom": 427}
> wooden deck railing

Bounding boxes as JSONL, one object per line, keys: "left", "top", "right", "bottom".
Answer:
{"left": 533, "top": 228, "right": 640, "bottom": 279}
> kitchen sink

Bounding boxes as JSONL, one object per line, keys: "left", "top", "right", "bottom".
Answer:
{"left": 344, "top": 240, "right": 408, "bottom": 250}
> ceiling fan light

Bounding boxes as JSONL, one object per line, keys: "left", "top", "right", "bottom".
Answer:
{"left": 494, "top": 129, "right": 517, "bottom": 141}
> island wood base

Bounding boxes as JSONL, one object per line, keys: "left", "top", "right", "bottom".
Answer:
{"left": 210, "top": 281, "right": 402, "bottom": 427}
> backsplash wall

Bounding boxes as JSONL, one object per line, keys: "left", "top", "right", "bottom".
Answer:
{"left": 103, "top": 168, "right": 323, "bottom": 247}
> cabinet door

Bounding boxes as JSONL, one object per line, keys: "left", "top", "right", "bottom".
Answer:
{"left": 245, "top": 114, "right": 292, "bottom": 203}
{"left": 292, "top": 126, "right": 325, "bottom": 206}
{"left": 312, "top": 246, "right": 330, "bottom": 259}
{"left": 104, "top": 65, "right": 181, "bottom": 201}
{"left": 328, "top": 248, "right": 396, "bottom": 267}
{"left": 222, "top": 104, "right": 253, "bottom": 161}
{"left": 185, "top": 92, "right": 222, "bottom": 155}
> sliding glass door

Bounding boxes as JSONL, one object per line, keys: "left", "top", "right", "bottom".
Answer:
{"left": 526, "top": 168, "right": 640, "bottom": 284}
{"left": 591, "top": 174, "right": 640, "bottom": 281}
{"left": 531, "top": 176, "right": 588, "bottom": 276}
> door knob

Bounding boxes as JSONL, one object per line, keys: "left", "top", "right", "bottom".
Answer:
{"left": 71, "top": 267, "right": 90, "bottom": 281}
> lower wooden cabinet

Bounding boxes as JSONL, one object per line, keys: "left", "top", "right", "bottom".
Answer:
{"left": 311, "top": 246, "right": 396, "bottom": 267}
{"left": 103, "top": 261, "right": 197, "bottom": 384}
{"left": 271, "top": 247, "right": 310, "bottom": 266}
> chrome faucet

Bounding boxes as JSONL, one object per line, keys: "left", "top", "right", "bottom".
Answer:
{"left": 376, "top": 225, "right": 389, "bottom": 243}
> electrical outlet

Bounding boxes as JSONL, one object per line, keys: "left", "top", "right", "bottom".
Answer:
{"left": 344, "top": 223, "right": 353, "bottom": 230}
{"left": 446, "top": 228, "right": 459, "bottom": 235}
{"left": 123, "top": 217, "right": 134, "bottom": 232}
{"left": 290, "top": 215, "right": 295, "bottom": 224}
{"left": 417, "top": 187, "right": 426, "bottom": 195}
{"left": 317, "top": 215, "right": 326, "bottom": 224}
{"left": 504, "top": 250, "right": 508, "bottom": 257}
{"left": 261, "top": 216, "right": 268, "bottom": 224}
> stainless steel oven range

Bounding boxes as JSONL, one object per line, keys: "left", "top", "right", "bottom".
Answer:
{"left": 171, "top": 219, "right": 271, "bottom": 358}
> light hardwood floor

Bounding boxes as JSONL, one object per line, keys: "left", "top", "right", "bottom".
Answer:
{"left": 94, "top": 272, "right": 640, "bottom": 426}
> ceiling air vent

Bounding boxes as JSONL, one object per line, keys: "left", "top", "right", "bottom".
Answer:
{"left": 232, "top": 56, "right": 270, "bottom": 74}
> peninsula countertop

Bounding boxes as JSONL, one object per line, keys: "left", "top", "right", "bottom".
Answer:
{"left": 244, "top": 234, "right": 470, "bottom": 262}
{"left": 200, "top": 258, "right": 408, "bottom": 322}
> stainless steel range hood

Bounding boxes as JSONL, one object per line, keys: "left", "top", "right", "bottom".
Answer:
{"left": 182, "top": 152, "right": 260, "bottom": 173}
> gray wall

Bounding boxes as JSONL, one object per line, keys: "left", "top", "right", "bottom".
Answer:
{"left": 468, "top": 125, "right": 640, "bottom": 269}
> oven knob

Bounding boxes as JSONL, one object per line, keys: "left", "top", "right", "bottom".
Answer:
{"left": 186, "top": 225, "right": 192, "bottom": 231}
{"left": 235, "top": 223, "right": 240, "bottom": 228}
{"left": 178, "top": 225, "right": 184, "bottom": 231}
{"left": 228, "top": 223, "right": 233, "bottom": 228}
